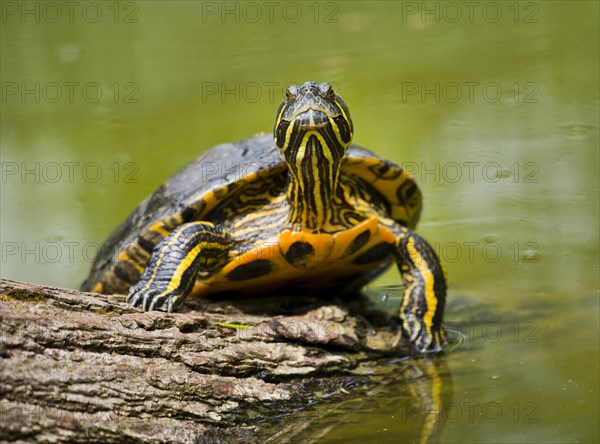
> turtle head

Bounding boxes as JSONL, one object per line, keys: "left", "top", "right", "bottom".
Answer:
{"left": 274, "top": 82, "right": 353, "bottom": 165}
{"left": 274, "top": 82, "right": 354, "bottom": 230}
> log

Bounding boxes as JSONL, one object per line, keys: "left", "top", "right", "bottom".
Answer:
{"left": 0, "top": 279, "right": 450, "bottom": 443}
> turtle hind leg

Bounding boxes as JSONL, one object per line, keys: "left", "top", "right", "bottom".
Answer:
{"left": 392, "top": 225, "right": 447, "bottom": 353}
{"left": 127, "top": 222, "right": 233, "bottom": 312}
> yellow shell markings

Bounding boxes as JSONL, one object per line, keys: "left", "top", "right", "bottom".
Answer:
{"left": 341, "top": 157, "right": 421, "bottom": 228}
{"left": 92, "top": 282, "right": 104, "bottom": 293}
{"left": 116, "top": 247, "right": 146, "bottom": 274}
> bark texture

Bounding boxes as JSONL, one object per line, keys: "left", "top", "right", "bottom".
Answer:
{"left": 0, "top": 279, "right": 431, "bottom": 443}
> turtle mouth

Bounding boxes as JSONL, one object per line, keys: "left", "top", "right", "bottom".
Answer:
{"left": 293, "top": 109, "right": 330, "bottom": 130}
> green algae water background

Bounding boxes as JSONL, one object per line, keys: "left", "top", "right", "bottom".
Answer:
{"left": 1, "top": 1, "right": 598, "bottom": 442}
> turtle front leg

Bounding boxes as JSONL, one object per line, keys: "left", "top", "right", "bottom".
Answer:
{"left": 391, "top": 224, "right": 447, "bottom": 353}
{"left": 127, "top": 222, "right": 233, "bottom": 312}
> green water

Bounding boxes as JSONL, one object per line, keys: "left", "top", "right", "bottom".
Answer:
{"left": 1, "top": 1, "right": 598, "bottom": 442}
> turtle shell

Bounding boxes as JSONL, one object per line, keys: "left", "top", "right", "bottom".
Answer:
{"left": 81, "top": 134, "right": 422, "bottom": 293}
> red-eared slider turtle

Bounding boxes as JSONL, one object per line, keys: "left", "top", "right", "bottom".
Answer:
{"left": 82, "top": 82, "right": 447, "bottom": 352}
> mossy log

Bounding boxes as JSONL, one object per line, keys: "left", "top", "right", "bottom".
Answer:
{"left": 0, "top": 279, "right": 449, "bottom": 443}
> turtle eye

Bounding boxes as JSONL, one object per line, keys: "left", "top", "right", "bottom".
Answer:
{"left": 286, "top": 85, "right": 298, "bottom": 103}
{"left": 319, "top": 83, "right": 334, "bottom": 98}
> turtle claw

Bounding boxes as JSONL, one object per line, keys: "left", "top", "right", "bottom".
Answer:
{"left": 412, "top": 332, "right": 446, "bottom": 354}
{"left": 126, "top": 285, "right": 144, "bottom": 308}
{"left": 147, "top": 293, "right": 181, "bottom": 313}
{"left": 144, "top": 289, "right": 162, "bottom": 311}
{"left": 127, "top": 282, "right": 184, "bottom": 313}
{"left": 399, "top": 313, "right": 447, "bottom": 354}
{"left": 402, "top": 313, "right": 421, "bottom": 343}
{"left": 127, "top": 284, "right": 160, "bottom": 311}
{"left": 166, "top": 297, "right": 175, "bottom": 313}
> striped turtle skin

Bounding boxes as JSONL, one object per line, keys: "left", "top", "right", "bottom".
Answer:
{"left": 82, "top": 82, "right": 446, "bottom": 353}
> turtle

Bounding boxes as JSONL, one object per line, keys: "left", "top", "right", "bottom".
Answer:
{"left": 81, "top": 82, "right": 447, "bottom": 352}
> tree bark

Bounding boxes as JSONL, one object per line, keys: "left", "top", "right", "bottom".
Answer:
{"left": 1, "top": 278, "right": 439, "bottom": 443}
